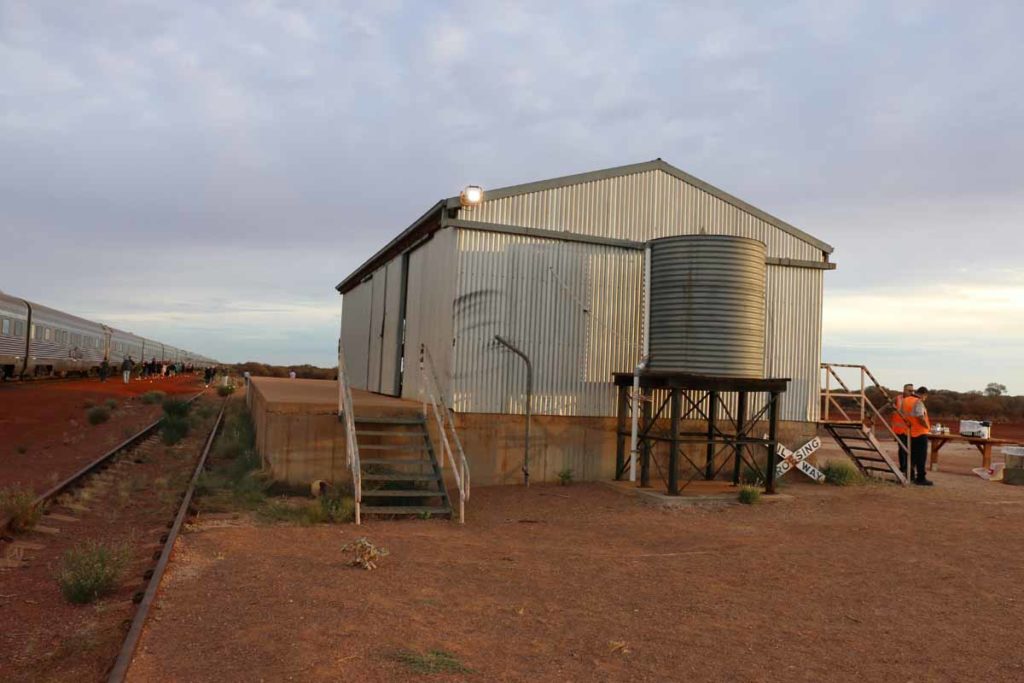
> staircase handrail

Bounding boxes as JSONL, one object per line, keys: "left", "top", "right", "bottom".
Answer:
{"left": 419, "top": 344, "right": 470, "bottom": 524}
{"left": 337, "top": 341, "right": 362, "bottom": 524}
{"left": 821, "top": 362, "right": 913, "bottom": 479}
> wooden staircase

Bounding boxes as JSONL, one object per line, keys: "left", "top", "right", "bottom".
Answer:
{"left": 354, "top": 415, "right": 453, "bottom": 519}
{"left": 822, "top": 421, "right": 907, "bottom": 484}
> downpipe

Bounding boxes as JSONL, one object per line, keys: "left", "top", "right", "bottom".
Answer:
{"left": 493, "top": 335, "right": 532, "bottom": 487}
{"left": 628, "top": 356, "right": 650, "bottom": 482}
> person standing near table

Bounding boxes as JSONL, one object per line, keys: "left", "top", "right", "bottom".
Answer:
{"left": 901, "top": 386, "right": 934, "bottom": 486}
{"left": 892, "top": 383, "right": 915, "bottom": 476}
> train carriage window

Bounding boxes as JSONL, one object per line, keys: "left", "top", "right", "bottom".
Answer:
{"left": 43, "top": 327, "right": 51, "bottom": 342}
{"left": 1, "top": 318, "right": 9, "bottom": 335}
{"left": 15, "top": 321, "right": 24, "bottom": 337}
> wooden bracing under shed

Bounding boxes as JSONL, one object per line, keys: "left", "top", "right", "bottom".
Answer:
{"left": 613, "top": 371, "right": 789, "bottom": 495}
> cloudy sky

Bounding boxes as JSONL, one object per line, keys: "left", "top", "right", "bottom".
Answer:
{"left": 1, "top": 1, "right": 1021, "bottom": 392}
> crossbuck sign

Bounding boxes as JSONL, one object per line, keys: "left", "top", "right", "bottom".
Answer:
{"left": 776, "top": 437, "right": 825, "bottom": 482}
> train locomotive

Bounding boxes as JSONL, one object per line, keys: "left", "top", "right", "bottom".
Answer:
{"left": 0, "top": 289, "right": 216, "bottom": 379}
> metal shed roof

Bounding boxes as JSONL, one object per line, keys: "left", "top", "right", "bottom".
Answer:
{"left": 336, "top": 158, "right": 833, "bottom": 293}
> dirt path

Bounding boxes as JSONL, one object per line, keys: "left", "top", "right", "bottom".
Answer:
{"left": 0, "top": 375, "right": 204, "bottom": 494}
{"left": 127, "top": 471, "right": 1024, "bottom": 682}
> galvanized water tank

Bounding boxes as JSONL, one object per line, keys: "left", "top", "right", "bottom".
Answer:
{"left": 647, "top": 235, "right": 766, "bottom": 377}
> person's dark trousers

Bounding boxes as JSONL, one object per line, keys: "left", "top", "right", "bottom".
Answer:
{"left": 897, "top": 434, "right": 910, "bottom": 475}
{"left": 911, "top": 434, "right": 930, "bottom": 481}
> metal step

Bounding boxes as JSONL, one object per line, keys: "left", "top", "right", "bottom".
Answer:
{"left": 362, "top": 489, "right": 443, "bottom": 498}
{"left": 359, "top": 458, "right": 433, "bottom": 466}
{"left": 354, "top": 429, "right": 422, "bottom": 437}
{"left": 359, "top": 443, "right": 427, "bottom": 451}
{"left": 353, "top": 416, "right": 425, "bottom": 425}
{"left": 361, "top": 505, "right": 451, "bottom": 516}
{"left": 362, "top": 473, "right": 439, "bottom": 482}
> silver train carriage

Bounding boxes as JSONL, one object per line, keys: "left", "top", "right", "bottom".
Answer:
{"left": 0, "top": 289, "right": 215, "bottom": 379}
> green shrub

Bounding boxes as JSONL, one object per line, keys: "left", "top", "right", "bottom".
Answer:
{"left": 162, "top": 398, "right": 190, "bottom": 418}
{"left": 140, "top": 390, "right": 166, "bottom": 405}
{"left": 216, "top": 385, "right": 235, "bottom": 397}
{"left": 390, "top": 649, "right": 469, "bottom": 675}
{"left": 56, "top": 541, "right": 130, "bottom": 604}
{"left": 104, "top": 398, "right": 118, "bottom": 410}
{"left": 738, "top": 485, "right": 762, "bottom": 505}
{"left": 161, "top": 415, "right": 190, "bottom": 445}
{"left": 0, "top": 486, "right": 41, "bottom": 532}
{"left": 86, "top": 407, "right": 110, "bottom": 425}
{"left": 318, "top": 492, "right": 355, "bottom": 523}
{"left": 821, "top": 460, "right": 865, "bottom": 486}
{"left": 557, "top": 468, "right": 574, "bottom": 485}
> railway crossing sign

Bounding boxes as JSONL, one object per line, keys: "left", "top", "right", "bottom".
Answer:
{"left": 776, "top": 437, "right": 825, "bottom": 482}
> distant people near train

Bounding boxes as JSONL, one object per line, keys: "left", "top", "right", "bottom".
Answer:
{"left": 289, "top": 370, "right": 297, "bottom": 379}
{"left": 121, "top": 356, "right": 134, "bottom": 384}
{"left": 99, "top": 359, "right": 110, "bottom": 382}
{"left": 204, "top": 366, "right": 214, "bottom": 387}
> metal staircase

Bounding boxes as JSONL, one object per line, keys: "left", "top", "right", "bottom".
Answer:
{"left": 820, "top": 363, "right": 909, "bottom": 485}
{"left": 354, "top": 416, "right": 453, "bottom": 518}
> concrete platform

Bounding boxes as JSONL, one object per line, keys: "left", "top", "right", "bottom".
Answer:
{"left": 249, "top": 377, "right": 423, "bottom": 484}
{"left": 602, "top": 479, "right": 794, "bottom": 507}
{"left": 250, "top": 377, "right": 420, "bottom": 416}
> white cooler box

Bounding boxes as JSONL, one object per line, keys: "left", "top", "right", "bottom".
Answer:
{"left": 960, "top": 420, "right": 992, "bottom": 439}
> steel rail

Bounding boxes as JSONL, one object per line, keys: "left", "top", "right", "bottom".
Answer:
{"left": 0, "top": 390, "right": 206, "bottom": 535}
{"left": 107, "top": 399, "right": 226, "bottom": 683}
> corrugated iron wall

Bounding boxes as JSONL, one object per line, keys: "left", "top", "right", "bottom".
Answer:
{"left": 401, "top": 227, "right": 458, "bottom": 403}
{"left": 340, "top": 278, "right": 372, "bottom": 390}
{"left": 452, "top": 229, "right": 822, "bottom": 421}
{"left": 453, "top": 230, "right": 643, "bottom": 416}
{"left": 461, "top": 169, "right": 823, "bottom": 261}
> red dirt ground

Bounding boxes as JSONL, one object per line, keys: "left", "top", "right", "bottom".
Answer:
{"left": 0, "top": 375, "right": 204, "bottom": 494}
{"left": 127, "top": 470, "right": 1024, "bottom": 682}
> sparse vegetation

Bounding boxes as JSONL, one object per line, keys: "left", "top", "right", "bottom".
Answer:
{"left": 16, "top": 445, "right": 27, "bottom": 455}
{"left": 104, "top": 398, "right": 118, "bottom": 410}
{"left": 342, "top": 537, "right": 389, "bottom": 570}
{"left": 0, "top": 486, "right": 42, "bottom": 532}
{"left": 216, "top": 384, "right": 235, "bottom": 397}
{"left": 86, "top": 406, "right": 110, "bottom": 425}
{"left": 161, "top": 416, "right": 190, "bottom": 445}
{"left": 162, "top": 398, "right": 190, "bottom": 419}
{"left": 140, "top": 390, "right": 166, "bottom": 405}
{"left": 56, "top": 541, "right": 131, "bottom": 604}
{"left": 821, "top": 460, "right": 865, "bottom": 486}
{"left": 738, "top": 485, "right": 762, "bottom": 505}
{"left": 389, "top": 649, "right": 470, "bottom": 675}
{"left": 557, "top": 468, "right": 574, "bottom": 486}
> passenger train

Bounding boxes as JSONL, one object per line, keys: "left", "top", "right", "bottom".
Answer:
{"left": 0, "top": 289, "right": 216, "bottom": 379}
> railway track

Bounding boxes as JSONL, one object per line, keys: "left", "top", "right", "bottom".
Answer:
{"left": 0, "top": 391, "right": 226, "bottom": 681}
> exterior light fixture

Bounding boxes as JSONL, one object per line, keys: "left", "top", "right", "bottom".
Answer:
{"left": 460, "top": 185, "right": 484, "bottom": 207}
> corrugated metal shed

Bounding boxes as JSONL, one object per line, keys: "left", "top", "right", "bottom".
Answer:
{"left": 339, "top": 159, "right": 831, "bottom": 423}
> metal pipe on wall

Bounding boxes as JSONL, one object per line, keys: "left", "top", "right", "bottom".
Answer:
{"left": 494, "top": 335, "right": 532, "bottom": 487}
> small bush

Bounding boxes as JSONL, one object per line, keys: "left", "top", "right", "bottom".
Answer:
{"left": 0, "top": 487, "right": 41, "bottom": 532}
{"left": 557, "top": 468, "right": 574, "bottom": 486}
{"left": 216, "top": 385, "right": 235, "bottom": 397}
{"left": 319, "top": 492, "right": 355, "bottom": 523}
{"left": 162, "top": 398, "right": 190, "bottom": 418}
{"left": 738, "top": 485, "right": 762, "bottom": 505}
{"left": 16, "top": 445, "right": 27, "bottom": 455}
{"left": 822, "top": 460, "right": 865, "bottom": 486}
{"left": 86, "top": 407, "right": 110, "bottom": 425}
{"left": 83, "top": 400, "right": 95, "bottom": 409}
{"left": 104, "top": 398, "right": 118, "bottom": 410}
{"left": 390, "top": 649, "right": 470, "bottom": 675}
{"left": 161, "top": 415, "right": 190, "bottom": 445}
{"left": 140, "top": 390, "right": 166, "bottom": 405}
{"left": 56, "top": 541, "right": 130, "bottom": 604}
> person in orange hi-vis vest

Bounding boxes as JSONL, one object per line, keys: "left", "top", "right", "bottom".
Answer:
{"left": 891, "top": 383, "right": 915, "bottom": 474}
{"left": 901, "top": 386, "right": 934, "bottom": 486}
